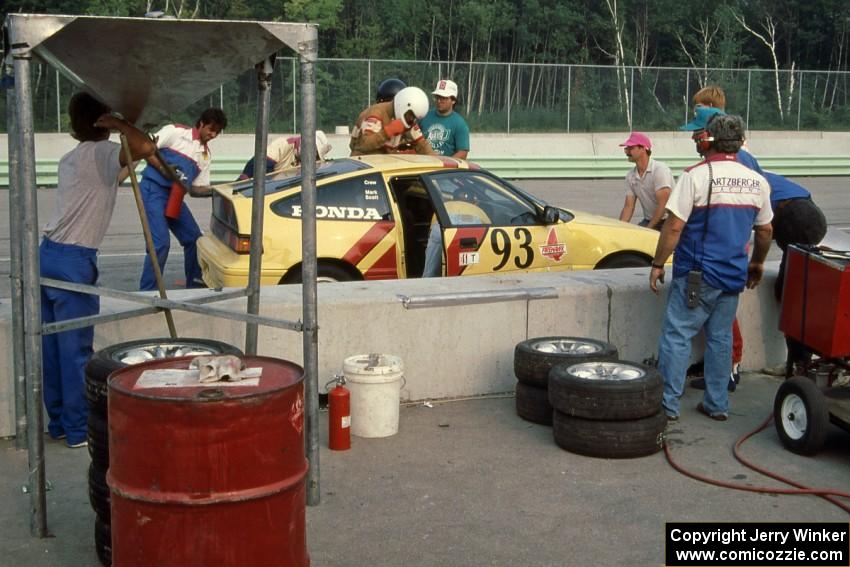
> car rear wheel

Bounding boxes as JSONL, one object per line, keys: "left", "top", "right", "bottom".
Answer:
{"left": 281, "top": 263, "right": 359, "bottom": 284}
{"left": 595, "top": 254, "right": 651, "bottom": 269}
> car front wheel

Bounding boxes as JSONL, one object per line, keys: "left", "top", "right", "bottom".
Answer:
{"left": 595, "top": 254, "right": 651, "bottom": 269}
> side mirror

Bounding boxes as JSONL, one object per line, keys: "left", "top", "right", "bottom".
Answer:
{"left": 539, "top": 205, "right": 559, "bottom": 225}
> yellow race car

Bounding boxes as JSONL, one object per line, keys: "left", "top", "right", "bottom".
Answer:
{"left": 197, "top": 154, "right": 662, "bottom": 286}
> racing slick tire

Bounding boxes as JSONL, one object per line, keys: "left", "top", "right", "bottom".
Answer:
{"left": 553, "top": 410, "right": 666, "bottom": 459}
{"left": 515, "top": 382, "right": 553, "bottom": 426}
{"left": 548, "top": 359, "right": 662, "bottom": 420}
{"left": 85, "top": 338, "right": 243, "bottom": 416}
{"left": 514, "top": 337, "right": 618, "bottom": 388}
{"left": 774, "top": 376, "right": 829, "bottom": 456}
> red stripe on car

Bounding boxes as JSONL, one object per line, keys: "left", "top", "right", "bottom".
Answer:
{"left": 341, "top": 221, "right": 395, "bottom": 265}
{"left": 445, "top": 227, "right": 487, "bottom": 276}
{"left": 363, "top": 245, "right": 398, "bottom": 280}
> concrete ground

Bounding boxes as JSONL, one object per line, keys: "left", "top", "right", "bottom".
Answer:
{"left": 1, "top": 372, "right": 848, "bottom": 567}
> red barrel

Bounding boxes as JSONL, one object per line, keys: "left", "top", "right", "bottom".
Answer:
{"left": 107, "top": 356, "right": 309, "bottom": 567}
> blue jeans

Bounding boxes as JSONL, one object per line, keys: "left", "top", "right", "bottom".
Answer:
{"left": 421, "top": 223, "right": 443, "bottom": 277}
{"left": 658, "top": 275, "right": 739, "bottom": 417}
{"left": 139, "top": 178, "right": 203, "bottom": 290}
{"left": 40, "top": 239, "right": 99, "bottom": 445}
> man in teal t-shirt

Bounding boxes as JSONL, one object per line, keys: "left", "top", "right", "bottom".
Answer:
{"left": 420, "top": 79, "right": 470, "bottom": 158}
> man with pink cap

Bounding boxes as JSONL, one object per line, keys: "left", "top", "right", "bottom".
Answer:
{"left": 618, "top": 132, "right": 674, "bottom": 230}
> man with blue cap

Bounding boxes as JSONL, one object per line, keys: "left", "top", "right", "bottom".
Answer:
{"left": 650, "top": 111, "right": 773, "bottom": 422}
{"left": 682, "top": 105, "right": 827, "bottom": 376}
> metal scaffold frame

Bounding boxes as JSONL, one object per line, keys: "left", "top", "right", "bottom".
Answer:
{"left": 3, "top": 13, "right": 323, "bottom": 537}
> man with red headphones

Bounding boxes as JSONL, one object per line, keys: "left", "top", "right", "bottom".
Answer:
{"left": 685, "top": 103, "right": 828, "bottom": 380}
{"left": 650, "top": 113, "right": 773, "bottom": 422}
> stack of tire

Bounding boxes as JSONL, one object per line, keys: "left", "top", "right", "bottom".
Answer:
{"left": 514, "top": 336, "right": 666, "bottom": 458}
{"left": 513, "top": 337, "right": 618, "bottom": 426}
{"left": 84, "top": 338, "right": 242, "bottom": 566}
{"left": 549, "top": 358, "right": 666, "bottom": 458}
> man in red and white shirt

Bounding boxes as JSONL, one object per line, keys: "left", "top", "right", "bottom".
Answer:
{"left": 139, "top": 108, "right": 227, "bottom": 290}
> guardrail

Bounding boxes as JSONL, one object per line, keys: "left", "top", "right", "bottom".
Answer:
{"left": 2, "top": 155, "right": 850, "bottom": 186}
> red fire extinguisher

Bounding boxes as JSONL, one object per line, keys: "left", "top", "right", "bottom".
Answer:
{"left": 164, "top": 167, "right": 190, "bottom": 220}
{"left": 327, "top": 375, "right": 350, "bottom": 451}
{"left": 164, "top": 180, "right": 187, "bottom": 219}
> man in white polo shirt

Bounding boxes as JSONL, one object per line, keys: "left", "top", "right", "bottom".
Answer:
{"left": 618, "top": 132, "right": 674, "bottom": 230}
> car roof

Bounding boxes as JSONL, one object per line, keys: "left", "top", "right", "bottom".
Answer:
{"left": 226, "top": 154, "right": 474, "bottom": 198}
{"left": 347, "top": 153, "right": 472, "bottom": 173}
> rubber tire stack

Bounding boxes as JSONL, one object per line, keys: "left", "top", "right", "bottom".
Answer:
{"left": 84, "top": 338, "right": 243, "bottom": 566}
{"left": 513, "top": 337, "right": 618, "bottom": 426}
{"left": 548, "top": 359, "right": 666, "bottom": 458}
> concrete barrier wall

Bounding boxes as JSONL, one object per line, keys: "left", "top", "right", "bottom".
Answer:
{"left": 2, "top": 131, "right": 849, "bottom": 162}
{"left": 0, "top": 265, "right": 786, "bottom": 437}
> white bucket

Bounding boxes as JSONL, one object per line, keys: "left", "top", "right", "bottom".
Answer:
{"left": 343, "top": 353, "right": 404, "bottom": 438}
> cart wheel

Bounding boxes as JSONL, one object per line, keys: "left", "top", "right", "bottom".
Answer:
{"left": 773, "top": 376, "right": 829, "bottom": 456}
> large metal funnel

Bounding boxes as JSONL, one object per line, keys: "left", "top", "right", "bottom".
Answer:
{"left": 5, "top": 14, "right": 316, "bottom": 127}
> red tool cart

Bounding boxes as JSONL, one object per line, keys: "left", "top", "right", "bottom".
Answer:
{"left": 774, "top": 245, "right": 850, "bottom": 455}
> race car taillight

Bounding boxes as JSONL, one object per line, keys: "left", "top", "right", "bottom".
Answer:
{"left": 211, "top": 216, "right": 251, "bottom": 253}
{"left": 211, "top": 193, "right": 251, "bottom": 254}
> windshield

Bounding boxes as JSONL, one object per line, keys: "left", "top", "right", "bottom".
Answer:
{"left": 235, "top": 159, "right": 372, "bottom": 197}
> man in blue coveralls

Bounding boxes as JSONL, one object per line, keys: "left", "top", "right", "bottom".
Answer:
{"left": 138, "top": 108, "right": 227, "bottom": 290}
{"left": 41, "top": 92, "right": 155, "bottom": 447}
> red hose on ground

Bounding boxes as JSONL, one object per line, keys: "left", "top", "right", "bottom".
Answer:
{"left": 663, "top": 412, "right": 850, "bottom": 515}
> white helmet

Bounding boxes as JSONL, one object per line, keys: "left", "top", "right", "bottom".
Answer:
{"left": 393, "top": 87, "right": 430, "bottom": 128}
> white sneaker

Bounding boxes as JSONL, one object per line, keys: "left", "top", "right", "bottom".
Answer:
{"left": 66, "top": 440, "right": 88, "bottom": 449}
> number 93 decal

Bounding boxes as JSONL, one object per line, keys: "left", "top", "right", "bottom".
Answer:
{"left": 491, "top": 228, "right": 534, "bottom": 270}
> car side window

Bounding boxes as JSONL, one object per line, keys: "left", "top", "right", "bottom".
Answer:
{"left": 270, "top": 173, "right": 392, "bottom": 221}
{"left": 425, "top": 171, "right": 539, "bottom": 227}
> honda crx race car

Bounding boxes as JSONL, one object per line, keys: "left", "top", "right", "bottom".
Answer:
{"left": 197, "top": 154, "right": 661, "bottom": 286}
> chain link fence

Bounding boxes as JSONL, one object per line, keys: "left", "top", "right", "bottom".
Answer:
{"left": 2, "top": 57, "right": 849, "bottom": 134}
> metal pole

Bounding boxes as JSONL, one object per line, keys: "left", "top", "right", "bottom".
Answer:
{"left": 55, "top": 69, "right": 60, "bottom": 133}
{"left": 292, "top": 58, "right": 297, "bottom": 133}
{"left": 684, "top": 68, "right": 690, "bottom": 123}
{"left": 629, "top": 67, "right": 635, "bottom": 129}
{"left": 220, "top": 84, "right": 224, "bottom": 109}
{"left": 245, "top": 57, "right": 273, "bottom": 355}
{"left": 299, "top": 36, "right": 321, "bottom": 507}
{"left": 566, "top": 65, "right": 571, "bottom": 133}
{"left": 367, "top": 59, "right": 372, "bottom": 108}
{"left": 4, "top": 60, "right": 28, "bottom": 450}
{"left": 506, "top": 63, "right": 511, "bottom": 134}
{"left": 797, "top": 70, "right": 803, "bottom": 131}
{"left": 14, "top": 51, "right": 48, "bottom": 538}
{"left": 746, "top": 70, "right": 752, "bottom": 130}
{"left": 121, "top": 138, "right": 177, "bottom": 339}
